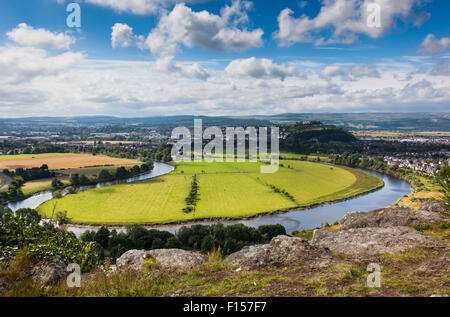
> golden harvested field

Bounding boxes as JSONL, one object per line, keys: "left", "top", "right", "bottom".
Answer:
{"left": 0, "top": 153, "right": 141, "bottom": 171}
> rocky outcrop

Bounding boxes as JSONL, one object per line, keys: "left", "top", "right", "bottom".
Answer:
{"left": 225, "top": 235, "right": 333, "bottom": 270}
{"left": 116, "top": 249, "right": 206, "bottom": 273}
{"left": 30, "top": 258, "right": 67, "bottom": 286}
{"left": 339, "top": 206, "right": 447, "bottom": 230}
{"left": 420, "top": 201, "right": 448, "bottom": 214}
{"left": 311, "top": 226, "right": 444, "bottom": 256}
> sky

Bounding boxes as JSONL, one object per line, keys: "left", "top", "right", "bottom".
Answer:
{"left": 0, "top": 0, "right": 449, "bottom": 117}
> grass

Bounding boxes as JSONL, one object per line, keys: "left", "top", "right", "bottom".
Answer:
{"left": 21, "top": 178, "right": 69, "bottom": 195}
{"left": 37, "top": 160, "right": 383, "bottom": 225}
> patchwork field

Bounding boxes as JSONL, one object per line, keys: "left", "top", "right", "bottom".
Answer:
{"left": 37, "top": 160, "right": 383, "bottom": 225}
{"left": 0, "top": 153, "right": 140, "bottom": 171}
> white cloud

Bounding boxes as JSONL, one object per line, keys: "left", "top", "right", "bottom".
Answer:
{"left": 225, "top": 57, "right": 298, "bottom": 81}
{"left": 0, "top": 46, "right": 83, "bottom": 84}
{"left": 7, "top": 23, "right": 75, "bottom": 50}
{"left": 145, "top": 1, "right": 263, "bottom": 56}
{"left": 155, "top": 56, "right": 210, "bottom": 80}
{"left": 1, "top": 45, "right": 449, "bottom": 116}
{"left": 111, "top": 23, "right": 145, "bottom": 49}
{"left": 419, "top": 34, "right": 450, "bottom": 55}
{"left": 78, "top": 0, "right": 210, "bottom": 15}
{"left": 274, "top": 0, "right": 427, "bottom": 46}
{"left": 429, "top": 61, "right": 450, "bottom": 76}
{"left": 320, "top": 64, "right": 380, "bottom": 80}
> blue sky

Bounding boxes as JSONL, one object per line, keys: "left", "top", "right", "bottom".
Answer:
{"left": 0, "top": 0, "right": 449, "bottom": 117}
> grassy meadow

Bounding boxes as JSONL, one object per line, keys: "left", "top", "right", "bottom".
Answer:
{"left": 37, "top": 160, "right": 383, "bottom": 225}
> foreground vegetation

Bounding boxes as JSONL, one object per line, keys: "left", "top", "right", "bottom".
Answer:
{"left": 37, "top": 160, "right": 382, "bottom": 225}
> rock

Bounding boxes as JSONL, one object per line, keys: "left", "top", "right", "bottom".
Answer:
{"left": 30, "top": 258, "right": 67, "bottom": 286}
{"left": 420, "top": 201, "right": 448, "bottom": 214}
{"left": 148, "top": 249, "right": 207, "bottom": 270}
{"left": 116, "top": 249, "right": 206, "bottom": 273}
{"left": 419, "top": 257, "right": 450, "bottom": 272}
{"left": 225, "top": 244, "right": 272, "bottom": 270}
{"left": 161, "top": 290, "right": 188, "bottom": 297}
{"left": 311, "top": 226, "right": 444, "bottom": 256}
{"left": 225, "top": 235, "right": 333, "bottom": 270}
{"left": 339, "top": 207, "right": 446, "bottom": 230}
{"left": 116, "top": 250, "right": 149, "bottom": 273}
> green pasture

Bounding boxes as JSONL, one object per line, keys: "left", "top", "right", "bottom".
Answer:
{"left": 37, "top": 160, "right": 383, "bottom": 225}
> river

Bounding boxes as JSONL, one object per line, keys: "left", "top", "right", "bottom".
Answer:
{"left": 7, "top": 163, "right": 412, "bottom": 236}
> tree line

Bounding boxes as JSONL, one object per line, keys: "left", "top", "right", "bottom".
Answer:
{"left": 81, "top": 223, "right": 287, "bottom": 260}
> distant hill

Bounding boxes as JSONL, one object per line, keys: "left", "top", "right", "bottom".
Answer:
{"left": 281, "top": 121, "right": 356, "bottom": 152}
{"left": 0, "top": 116, "right": 270, "bottom": 128}
{"left": 249, "top": 113, "right": 450, "bottom": 131}
{"left": 0, "top": 113, "right": 448, "bottom": 131}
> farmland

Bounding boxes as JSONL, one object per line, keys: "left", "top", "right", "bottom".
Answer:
{"left": 0, "top": 153, "right": 142, "bottom": 195}
{"left": 0, "top": 153, "right": 140, "bottom": 171}
{"left": 37, "top": 160, "right": 383, "bottom": 225}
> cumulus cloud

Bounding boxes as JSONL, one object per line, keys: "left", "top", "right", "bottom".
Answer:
{"left": 429, "top": 61, "right": 450, "bottom": 76}
{"left": 109, "top": 1, "right": 262, "bottom": 81}
{"left": 419, "top": 34, "right": 450, "bottom": 55}
{"left": 0, "top": 46, "right": 83, "bottom": 84}
{"left": 225, "top": 57, "right": 298, "bottom": 81}
{"left": 155, "top": 56, "right": 210, "bottom": 80}
{"left": 6, "top": 23, "right": 75, "bottom": 50}
{"left": 320, "top": 64, "right": 380, "bottom": 80}
{"left": 74, "top": 0, "right": 211, "bottom": 15}
{"left": 145, "top": 1, "right": 263, "bottom": 55}
{"left": 274, "top": 0, "right": 428, "bottom": 46}
{"left": 111, "top": 23, "right": 145, "bottom": 49}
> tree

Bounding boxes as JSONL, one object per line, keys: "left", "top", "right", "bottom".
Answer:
{"left": 79, "top": 174, "right": 90, "bottom": 185}
{"left": 70, "top": 173, "right": 80, "bottom": 186}
{"left": 15, "top": 208, "right": 41, "bottom": 226}
{"left": 165, "top": 236, "right": 182, "bottom": 249}
{"left": 98, "top": 170, "right": 112, "bottom": 182}
{"left": 95, "top": 226, "right": 110, "bottom": 249}
{"left": 201, "top": 235, "right": 215, "bottom": 253}
{"left": 51, "top": 178, "right": 64, "bottom": 189}
{"left": 115, "top": 167, "right": 129, "bottom": 180}
{"left": 55, "top": 211, "right": 70, "bottom": 224}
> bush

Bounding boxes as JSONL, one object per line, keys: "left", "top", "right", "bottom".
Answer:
{"left": 0, "top": 206, "right": 98, "bottom": 272}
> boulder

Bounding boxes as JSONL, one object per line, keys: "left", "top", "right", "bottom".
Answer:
{"left": 148, "top": 249, "right": 207, "bottom": 270}
{"left": 30, "top": 258, "right": 67, "bottom": 286}
{"left": 116, "top": 249, "right": 206, "bottom": 273}
{"left": 116, "top": 250, "right": 149, "bottom": 273}
{"left": 225, "top": 235, "right": 333, "bottom": 270}
{"left": 311, "top": 226, "right": 445, "bottom": 256}
{"left": 339, "top": 207, "right": 446, "bottom": 230}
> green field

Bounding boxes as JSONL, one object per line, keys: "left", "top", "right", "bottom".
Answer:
{"left": 37, "top": 160, "right": 383, "bottom": 225}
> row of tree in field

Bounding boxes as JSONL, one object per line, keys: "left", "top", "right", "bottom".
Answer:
{"left": 81, "top": 223, "right": 287, "bottom": 260}
{"left": 183, "top": 175, "right": 199, "bottom": 214}
{"left": 2, "top": 164, "right": 55, "bottom": 182}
